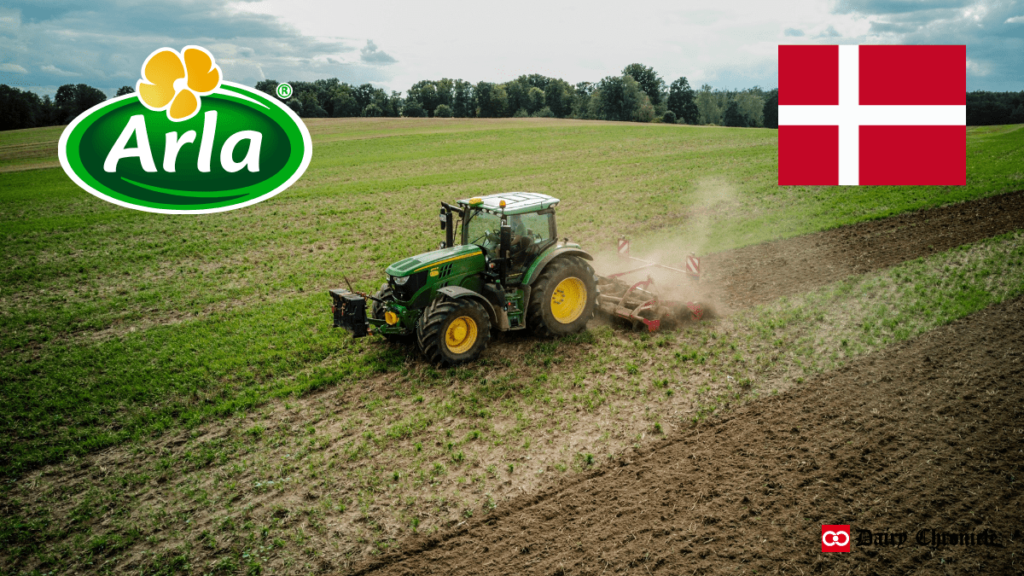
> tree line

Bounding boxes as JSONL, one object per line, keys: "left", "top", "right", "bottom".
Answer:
{"left": 254, "top": 64, "right": 779, "bottom": 128}
{"left": 0, "top": 83, "right": 117, "bottom": 131}
{"left": 2, "top": 65, "right": 1023, "bottom": 131}
{"left": 966, "top": 91, "right": 1024, "bottom": 126}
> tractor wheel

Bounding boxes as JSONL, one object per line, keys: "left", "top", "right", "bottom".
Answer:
{"left": 371, "top": 283, "right": 412, "bottom": 343}
{"left": 527, "top": 256, "right": 598, "bottom": 337}
{"left": 416, "top": 298, "right": 491, "bottom": 366}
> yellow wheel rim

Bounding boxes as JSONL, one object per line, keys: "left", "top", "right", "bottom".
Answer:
{"left": 444, "top": 315, "right": 478, "bottom": 354}
{"left": 551, "top": 277, "right": 587, "bottom": 324}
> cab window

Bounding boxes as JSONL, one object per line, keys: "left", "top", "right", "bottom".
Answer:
{"left": 509, "top": 212, "right": 552, "bottom": 246}
{"left": 464, "top": 210, "right": 502, "bottom": 251}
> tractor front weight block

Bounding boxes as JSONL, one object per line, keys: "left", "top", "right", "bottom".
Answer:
{"left": 329, "top": 289, "right": 369, "bottom": 337}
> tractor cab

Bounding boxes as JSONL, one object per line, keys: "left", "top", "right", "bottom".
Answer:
{"left": 447, "top": 192, "right": 560, "bottom": 285}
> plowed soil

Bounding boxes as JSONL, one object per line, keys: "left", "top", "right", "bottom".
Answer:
{"left": 348, "top": 198, "right": 1024, "bottom": 575}
{"left": 702, "top": 190, "right": 1024, "bottom": 310}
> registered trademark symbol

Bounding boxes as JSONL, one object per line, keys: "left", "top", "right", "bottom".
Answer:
{"left": 276, "top": 83, "right": 293, "bottom": 99}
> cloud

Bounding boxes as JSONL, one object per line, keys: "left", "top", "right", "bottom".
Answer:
{"left": 835, "top": 0, "right": 974, "bottom": 15}
{"left": 833, "top": 0, "right": 1024, "bottom": 90}
{"left": 0, "top": 63, "right": 27, "bottom": 73}
{"left": 41, "top": 64, "right": 79, "bottom": 76}
{"left": 966, "top": 58, "right": 990, "bottom": 76}
{"left": 868, "top": 20, "right": 916, "bottom": 33}
{"left": 360, "top": 40, "right": 397, "bottom": 65}
{"left": 2, "top": 0, "right": 1022, "bottom": 98}
{"left": 0, "top": 0, "right": 393, "bottom": 96}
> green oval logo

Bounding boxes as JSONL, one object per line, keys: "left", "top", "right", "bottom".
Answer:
{"left": 59, "top": 47, "right": 311, "bottom": 214}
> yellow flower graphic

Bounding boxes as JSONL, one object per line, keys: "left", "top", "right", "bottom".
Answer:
{"left": 136, "top": 46, "right": 222, "bottom": 122}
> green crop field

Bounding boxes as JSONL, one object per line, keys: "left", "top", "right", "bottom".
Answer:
{"left": 2, "top": 118, "right": 1023, "bottom": 574}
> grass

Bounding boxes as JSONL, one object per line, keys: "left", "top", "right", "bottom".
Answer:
{"left": 1, "top": 119, "right": 1023, "bottom": 478}
{"left": 1, "top": 118, "right": 1023, "bottom": 573}
{"left": 2, "top": 228, "right": 1022, "bottom": 575}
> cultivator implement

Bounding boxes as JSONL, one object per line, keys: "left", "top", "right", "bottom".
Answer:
{"left": 596, "top": 237, "right": 705, "bottom": 332}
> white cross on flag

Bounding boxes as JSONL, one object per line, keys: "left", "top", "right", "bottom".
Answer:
{"left": 778, "top": 45, "right": 966, "bottom": 186}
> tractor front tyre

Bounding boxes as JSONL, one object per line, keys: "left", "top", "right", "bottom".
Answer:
{"left": 371, "top": 283, "right": 411, "bottom": 343}
{"left": 416, "top": 298, "right": 491, "bottom": 366}
{"left": 528, "top": 256, "right": 597, "bottom": 337}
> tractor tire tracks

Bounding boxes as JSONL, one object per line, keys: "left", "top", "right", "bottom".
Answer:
{"left": 702, "top": 190, "right": 1024, "bottom": 310}
{"left": 350, "top": 293, "right": 1024, "bottom": 576}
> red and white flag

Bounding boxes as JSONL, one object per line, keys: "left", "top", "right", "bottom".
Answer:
{"left": 778, "top": 45, "right": 966, "bottom": 186}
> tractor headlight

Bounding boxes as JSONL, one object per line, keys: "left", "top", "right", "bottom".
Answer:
{"left": 389, "top": 270, "right": 427, "bottom": 301}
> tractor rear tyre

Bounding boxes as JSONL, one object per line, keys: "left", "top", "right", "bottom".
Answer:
{"left": 528, "top": 256, "right": 598, "bottom": 337}
{"left": 416, "top": 298, "right": 491, "bottom": 366}
{"left": 372, "top": 283, "right": 412, "bottom": 343}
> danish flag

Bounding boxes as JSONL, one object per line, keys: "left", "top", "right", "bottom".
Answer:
{"left": 778, "top": 45, "right": 966, "bottom": 186}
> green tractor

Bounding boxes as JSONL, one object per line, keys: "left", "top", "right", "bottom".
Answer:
{"left": 329, "top": 192, "right": 599, "bottom": 366}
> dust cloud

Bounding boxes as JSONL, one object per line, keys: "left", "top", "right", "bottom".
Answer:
{"left": 589, "top": 179, "right": 737, "bottom": 319}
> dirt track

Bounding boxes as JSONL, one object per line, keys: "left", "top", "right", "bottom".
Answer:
{"left": 346, "top": 192, "right": 1024, "bottom": 576}
{"left": 702, "top": 190, "right": 1024, "bottom": 310}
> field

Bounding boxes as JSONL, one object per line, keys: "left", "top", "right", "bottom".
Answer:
{"left": 361, "top": 296, "right": 1024, "bottom": 576}
{"left": 1, "top": 118, "right": 1023, "bottom": 575}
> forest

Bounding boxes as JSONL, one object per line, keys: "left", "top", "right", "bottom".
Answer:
{"left": 2, "top": 62, "right": 1022, "bottom": 131}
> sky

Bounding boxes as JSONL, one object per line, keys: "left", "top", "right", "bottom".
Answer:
{"left": 1, "top": 0, "right": 1022, "bottom": 97}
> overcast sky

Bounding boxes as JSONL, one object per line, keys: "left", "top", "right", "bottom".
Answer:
{"left": 1, "top": 0, "right": 1022, "bottom": 97}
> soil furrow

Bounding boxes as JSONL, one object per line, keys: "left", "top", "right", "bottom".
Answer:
{"left": 353, "top": 295, "right": 1024, "bottom": 575}
{"left": 703, "top": 190, "right": 1024, "bottom": 310}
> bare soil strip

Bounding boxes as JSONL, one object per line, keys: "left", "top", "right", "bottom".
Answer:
{"left": 353, "top": 296, "right": 1024, "bottom": 575}
{"left": 702, "top": 190, "right": 1024, "bottom": 310}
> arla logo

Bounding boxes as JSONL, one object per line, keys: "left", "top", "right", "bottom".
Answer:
{"left": 59, "top": 46, "right": 312, "bottom": 214}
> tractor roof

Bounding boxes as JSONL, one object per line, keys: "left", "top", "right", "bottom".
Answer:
{"left": 456, "top": 192, "right": 559, "bottom": 215}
